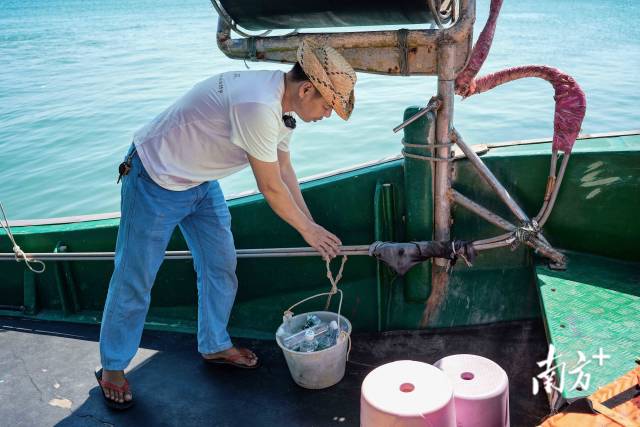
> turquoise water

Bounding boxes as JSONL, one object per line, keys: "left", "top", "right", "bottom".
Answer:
{"left": 1, "top": 0, "right": 638, "bottom": 220}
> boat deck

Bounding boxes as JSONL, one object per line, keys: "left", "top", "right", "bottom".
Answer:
{"left": 0, "top": 317, "right": 550, "bottom": 426}
{"left": 536, "top": 252, "right": 640, "bottom": 404}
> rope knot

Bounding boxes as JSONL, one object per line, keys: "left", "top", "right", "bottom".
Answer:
{"left": 13, "top": 244, "right": 24, "bottom": 260}
{"left": 509, "top": 220, "right": 541, "bottom": 250}
{"left": 323, "top": 255, "right": 347, "bottom": 309}
{"left": 325, "top": 255, "right": 347, "bottom": 296}
{"left": 1, "top": 202, "right": 46, "bottom": 274}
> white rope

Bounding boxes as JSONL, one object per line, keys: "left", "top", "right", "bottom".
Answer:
{"left": 446, "top": 241, "right": 472, "bottom": 272}
{"left": 324, "top": 255, "right": 348, "bottom": 310}
{"left": 284, "top": 256, "right": 349, "bottom": 339}
{"left": 284, "top": 290, "right": 335, "bottom": 316}
{"left": 0, "top": 202, "right": 45, "bottom": 274}
{"left": 454, "top": 241, "right": 472, "bottom": 267}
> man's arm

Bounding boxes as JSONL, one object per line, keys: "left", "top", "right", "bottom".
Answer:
{"left": 247, "top": 154, "right": 341, "bottom": 260}
{"left": 277, "top": 149, "right": 313, "bottom": 222}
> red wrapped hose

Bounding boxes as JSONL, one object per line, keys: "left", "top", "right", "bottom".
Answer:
{"left": 454, "top": 0, "right": 586, "bottom": 153}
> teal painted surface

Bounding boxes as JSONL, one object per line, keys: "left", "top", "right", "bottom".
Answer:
{"left": 537, "top": 252, "right": 640, "bottom": 400}
{"left": 0, "top": 158, "right": 408, "bottom": 337}
{"left": 2, "top": 0, "right": 640, "bottom": 220}
{"left": 373, "top": 181, "right": 401, "bottom": 331}
{"left": 1, "top": 133, "right": 638, "bottom": 336}
{"left": 402, "top": 107, "right": 435, "bottom": 303}
{"left": 457, "top": 134, "right": 640, "bottom": 262}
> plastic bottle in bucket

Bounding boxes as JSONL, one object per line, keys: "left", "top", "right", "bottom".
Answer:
{"left": 298, "top": 329, "right": 318, "bottom": 352}
{"left": 303, "top": 314, "right": 322, "bottom": 329}
{"left": 276, "top": 313, "right": 294, "bottom": 341}
{"left": 317, "top": 320, "right": 339, "bottom": 350}
{"left": 276, "top": 311, "right": 352, "bottom": 389}
{"left": 281, "top": 322, "right": 330, "bottom": 350}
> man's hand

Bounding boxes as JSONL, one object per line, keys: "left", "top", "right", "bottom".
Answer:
{"left": 247, "top": 154, "right": 342, "bottom": 260}
{"left": 300, "top": 223, "right": 342, "bottom": 261}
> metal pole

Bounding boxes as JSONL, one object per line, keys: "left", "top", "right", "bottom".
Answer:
{"left": 433, "top": 43, "right": 455, "bottom": 264}
{"left": 393, "top": 97, "right": 442, "bottom": 133}
{"left": 472, "top": 232, "right": 512, "bottom": 248}
{"left": 422, "top": 40, "right": 456, "bottom": 327}
{"left": 537, "top": 153, "right": 571, "bottom": 227}
{"left": 452, "top": 129, "right": 531, "bottom": 223}
{"left": 0, "top": 245, "right": 371, "bottom": 262}
{"left": 452, "top": 190, "right": 516, "bottom": 232}
{"left": 472, "top": 233, "right": 565, "bottom": 267}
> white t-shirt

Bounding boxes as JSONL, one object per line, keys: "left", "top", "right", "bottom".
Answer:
{"left": 133, "top": 70, "right": 293, "bottom": 191}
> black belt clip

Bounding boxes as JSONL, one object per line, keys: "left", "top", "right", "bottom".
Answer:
{"left": 117, "top": 147, "right": 136, "bottom": 184}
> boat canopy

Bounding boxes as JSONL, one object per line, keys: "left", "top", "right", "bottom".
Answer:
{"left": 217, "top": 0, "right": 438, "bottom": 30}
{"left": 212, "top": 0, "right": 471, "bottom": 76}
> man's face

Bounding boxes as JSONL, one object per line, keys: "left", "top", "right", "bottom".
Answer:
{"left": 295, "top": 82, "right": 333, "bottom": 123}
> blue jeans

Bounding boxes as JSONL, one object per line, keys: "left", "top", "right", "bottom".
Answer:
{"left": 99, "top": 145, "right": 238, "bottom": 370}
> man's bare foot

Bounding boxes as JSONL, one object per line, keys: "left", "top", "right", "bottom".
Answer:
{"left": 202, "top": 347, "right": 258, "bottom": 368}
{"left": 101, "top": 370, "right": 133, "bottom": 404}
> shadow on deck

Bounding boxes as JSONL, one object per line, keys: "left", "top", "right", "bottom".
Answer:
{"left": 0, "top": 317, "right": 551, "bottom": 426}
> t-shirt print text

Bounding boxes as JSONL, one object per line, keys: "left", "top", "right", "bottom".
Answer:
{"left": 217, "top": 75, "right": 224, "bottom": 94}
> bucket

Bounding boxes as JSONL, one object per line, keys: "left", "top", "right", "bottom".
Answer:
{"left": 276, "top": 310, "right": 352, "bottom": 389}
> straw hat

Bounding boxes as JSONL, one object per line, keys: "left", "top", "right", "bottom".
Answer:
{"left": 297, "top": 39, "right": 357, "bottom": 121}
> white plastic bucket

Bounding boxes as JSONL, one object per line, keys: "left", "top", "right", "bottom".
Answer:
{"left": 276, "top": 310, "right": 352, "bottom": 389}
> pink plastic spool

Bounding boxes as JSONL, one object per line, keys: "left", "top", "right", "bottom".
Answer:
{"left": 360, "top": 360, "right": 456, "bottom": 426}
{"left": 435, "top": 354, "right": 510, "bottom": 427}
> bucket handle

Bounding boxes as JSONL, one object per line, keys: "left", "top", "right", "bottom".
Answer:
{"left": 284, "top": 256, "right": 348, "bottom": 334}
{"left": 283, "top": 289, "right": 351, "bottom": 360}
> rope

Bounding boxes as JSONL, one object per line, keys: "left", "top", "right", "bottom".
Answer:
{"left": 397, "top": 29, "right": 409, "bottom": 76}
{"left": 446, "top": 241, "right": 473, "bottom": 272}
{"left": 283, "top": 255, "right": 349, "bottom": 350}
{"left": 402, "top": 140, "right": 455, "bottom": 149}
{"left": 453, "top": 241, "right": 472, "bottom": 267}
{"left": 324, "top": 255, "right": 348, "bottom": 310}
{"left": 502, "top": 220, "right": 542, "bottom": 251}
{"left": 343, "top": 331, "right": 352, "bottom": 361}
{"left": 0, "top": 202, "right": 45, "bottom": 274}
{"left": 402, "top": 149, "right": 453, "bottom": 162}
{"left": 283, "top": 256, "right": 348, "bottom": 316}
{"left": 513, "top": 220, "right": 540, "bottom": 243}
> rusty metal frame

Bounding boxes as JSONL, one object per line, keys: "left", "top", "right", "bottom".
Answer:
{"left": 450, "top": 129, "right": 568, "bottom": 269}
{"left": 421, "top": 40, "right": 457, "bottom": 326}
{"left": 213, "top": 0, "right": 475, "bottom": 76}
{"left": 210, "top": 0, "right": 570, "bottom": 325}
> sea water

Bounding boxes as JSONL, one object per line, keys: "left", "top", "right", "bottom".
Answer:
{"left": 1, "top": 0, "right": 638, "bottom": 219}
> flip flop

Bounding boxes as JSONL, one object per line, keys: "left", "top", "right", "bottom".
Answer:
{"left": 94, "top": 368, "right": 134, "bottom": 410}
{"left": 202, "top": 347, "right": 261, "bottom": 369}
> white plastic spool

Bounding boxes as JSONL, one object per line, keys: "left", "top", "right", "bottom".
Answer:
{"left": 435, "top": 354, "right": 510, "bottom": 427}
{"left": 360, "top": 360, "right": 457, "bottom": 427}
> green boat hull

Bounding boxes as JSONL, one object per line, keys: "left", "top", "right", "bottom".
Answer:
{"left": 3, "top": 118, "right": 639, "bottom": 403}
{"left": 2, "top": 126, "right": 638, "bottom": 336}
